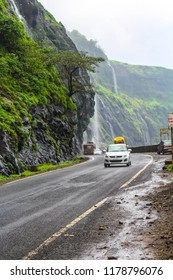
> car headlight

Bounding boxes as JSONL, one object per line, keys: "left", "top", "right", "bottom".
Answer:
{"left": 124, "top": 154, "right": 127, "bottom": 158}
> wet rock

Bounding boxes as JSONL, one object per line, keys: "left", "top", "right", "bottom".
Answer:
{"left": 107, "top": 256, "right": 118, "bottom": 260}
{"left": 96, "top": 244, "right": 108, "bottom": 249}
{"left": 135, "top": 202, "right": 139, "bottom": 206}
{"left": 99, "top": 225, "right": 105, "bottom": 230}
{"left": 146, "top": 203, "right": 153, "bottom": 206}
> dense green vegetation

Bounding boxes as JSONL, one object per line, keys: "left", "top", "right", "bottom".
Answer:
{"left": 0, "top": 2, "right": 76, "bottom": 143}
{"left": 0, "top": 1, "right": 106, "bottom": 176}
{"left": 93, "top": 83, "right": 164, "bottom": 145}
{"left": 46, "top": 49, "right": 104, "bottom": 96}
{"left": 112, "top": 60, "right": 173, "bottom": 107}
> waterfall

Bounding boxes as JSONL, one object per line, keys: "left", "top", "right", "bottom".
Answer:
{"left": 9, "top": 0, "right": 33, "bottom": 38}
{"left": 142, "top": 119, "right": 151, "bottom": 145}
{"left": 83, "top": 94, "right": 101, "bottom": 148}
{"left": 9, "top": 0, "right": 23, "bottom": 21}
{"left": 92, "top": 94, "right": 100, "bottom": 148}
{"left": 108, "top": 121, "right": 114, "bottom": 139}
{"left": 83, "top": 94, "right": 116, "bottom": 147}
{"left": 108, "top": 61, "right": 118, "bottom": 94}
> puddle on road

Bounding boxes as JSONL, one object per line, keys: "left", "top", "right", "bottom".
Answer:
{"left": 79, "top": 156, "right": 173, "bottom": 260}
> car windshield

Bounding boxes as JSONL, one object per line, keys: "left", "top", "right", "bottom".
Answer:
{"left": 108, "top": 145, "right": 127, "bottom": 152}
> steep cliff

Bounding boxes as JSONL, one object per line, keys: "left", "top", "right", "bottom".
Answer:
{"left": 0, "top": 0, "right": 95, "bottom": 175}
{"left": 68, "top": 30, "right": 171, "bottom": 147}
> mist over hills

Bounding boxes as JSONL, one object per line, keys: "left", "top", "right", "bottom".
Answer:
{"left": 69, "top": 30, "right": 172, "bottom": 147}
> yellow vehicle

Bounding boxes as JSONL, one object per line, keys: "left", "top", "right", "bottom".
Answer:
{"left": 113, "top": 136, "right": 126, "bottom": 144}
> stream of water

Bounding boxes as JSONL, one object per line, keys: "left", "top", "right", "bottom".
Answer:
{"left": 9, "top": 0, "right": 33, "bottom": 38}
{"left": 92, "top": 94, "right": 100, "bottom": 148}
{"left": 9, "top": 0, "right": 23, "bottom": 21}
{"left": 108, "top": 61, "right": 118, "bottom": 94}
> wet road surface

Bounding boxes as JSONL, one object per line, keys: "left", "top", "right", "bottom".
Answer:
{"left": 0, "top": 153, "right": 153, "bottom": 259}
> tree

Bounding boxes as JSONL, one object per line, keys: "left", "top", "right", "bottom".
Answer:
{"left": 47, "top": 50, "right": 105, "bottom": 96}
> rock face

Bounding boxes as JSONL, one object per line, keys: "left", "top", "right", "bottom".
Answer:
{"left": 15, "top": 0, "right": 76, "bottom": 50}
{"left": 0, "top": 0, "right": 95, "bottom": 175}
{"left": 69, "top": 30, "right": 172, "bottom": 147}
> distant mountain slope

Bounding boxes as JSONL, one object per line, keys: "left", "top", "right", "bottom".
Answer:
{"left": 68, "top": 30, "right": 171, "bottom": 147}
{"left": 112, "top": 61, "right": 173, "bottom": 107}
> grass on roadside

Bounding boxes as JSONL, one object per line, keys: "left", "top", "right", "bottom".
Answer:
{"left": 166, "top": 164, "right": 173, "bottom": 172}
{"left": 0, "top": 156, "right": 88, "bottom": 184}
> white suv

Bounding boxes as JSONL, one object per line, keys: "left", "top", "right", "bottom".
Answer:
{"left": 104, "top": 144, "right": 131, "bottom": 167}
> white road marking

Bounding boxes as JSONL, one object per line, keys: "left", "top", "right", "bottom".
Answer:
{"left": 22, "top": 155, "right": 153, "bottom": 259}
{"left": 120, "top": 155, "right": 153, "bottom": 189}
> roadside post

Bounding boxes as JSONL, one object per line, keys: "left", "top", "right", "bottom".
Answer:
{"left": 168, "top": 113, "right": 173, "bottom": 166}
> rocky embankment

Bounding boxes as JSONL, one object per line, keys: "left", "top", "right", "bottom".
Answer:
{"left": 144, "top": 180, "right": 173, "bottom": 259}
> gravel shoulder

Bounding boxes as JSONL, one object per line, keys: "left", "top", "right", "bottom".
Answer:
{"left": 143, "top": 179, "right": 173, "bottom": 259}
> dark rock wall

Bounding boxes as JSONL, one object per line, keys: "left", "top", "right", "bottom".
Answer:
{"left": 0, "top": 0, "right": 95, "bottom": 175}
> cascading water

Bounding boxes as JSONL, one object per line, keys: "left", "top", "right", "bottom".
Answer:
{"left": 9, "top": 0, "right": 23, "bottom": 21}
{"left": 99, "top": 98, "right": 115, "bottom": 140}
{"left": 9, "top": 0, "right": 33, "bottom": 38}
{"left": 142, "top": 119, "right": 151, "bottom": 145}
{"left": 92, "top": 94, "right": 100, "bottom": 148}
{"left": 108, "top": 121, "right": 114, "bottom": 140}
{"left": 83, "top": 94, "right": 101, "bottom": 148}
{"left": 83, "top": 93, "right": 115, "bottom": 147}
{"left": 108, "top": 61, "right": 118, "bottom": 94}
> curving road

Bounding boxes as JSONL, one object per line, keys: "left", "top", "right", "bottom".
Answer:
{"left": 0, "top": 153, "right": 153, "bottom": 259}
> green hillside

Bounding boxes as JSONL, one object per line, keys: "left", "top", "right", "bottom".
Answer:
{"left": 68, "top": 30, "right": 172, "bottom": 146}
{"left": 0, "top": 0, "right": 95, "bottom": 175}
{"left": 112, "top": 61, "right": 173, "bottom": 107}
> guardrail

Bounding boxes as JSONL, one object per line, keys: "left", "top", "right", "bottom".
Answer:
{"left": 129, "top": 144, "right": 158, "bottom": 153}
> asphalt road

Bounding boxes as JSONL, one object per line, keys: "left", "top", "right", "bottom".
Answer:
{"left": 0, "top": 153, "right": 152, "bottom": 259}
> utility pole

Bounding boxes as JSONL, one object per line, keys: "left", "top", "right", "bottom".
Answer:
{"left": 171, "top": 127, "right": 173, "bottom": 165}
{"left": 168, "top": 113, "right": 173, "bottom": 166}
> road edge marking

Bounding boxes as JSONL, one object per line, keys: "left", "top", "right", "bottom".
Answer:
{"left": 22, "top": 197, "right": 107, "bottom": 260}
{"left": 22, "top": 155, "right": 153, "bottom": 259}
{"left": 120, "top": 155, "right": 153, "bottom": 189}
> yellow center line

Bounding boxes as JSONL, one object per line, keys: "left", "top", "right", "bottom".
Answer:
{"left": 22, "top": 198, "right": 107, "bottom": 260}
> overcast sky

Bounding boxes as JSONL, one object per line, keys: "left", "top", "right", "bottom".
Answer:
{"left": 39, "top": 0, "right": 173, "bottom": 69}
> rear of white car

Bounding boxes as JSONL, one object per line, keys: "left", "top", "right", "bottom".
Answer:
{"left": 104, "top": 144, "right": 131, "bottom": 167}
